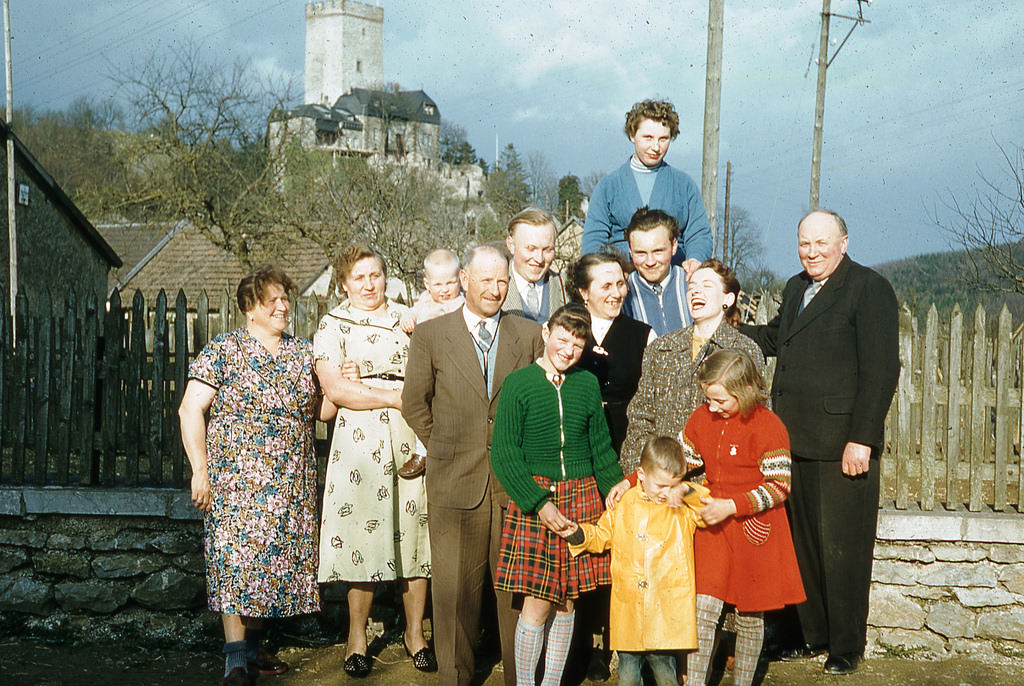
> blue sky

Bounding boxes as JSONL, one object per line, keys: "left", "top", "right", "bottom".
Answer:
{"left": 10, "top": 1, "right": 1024, "bottom": 276}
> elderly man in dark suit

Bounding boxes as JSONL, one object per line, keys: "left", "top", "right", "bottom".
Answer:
{"left": 740, "top": 209, "right": 899, "bottom": 675}
{"left": 403, "top": 244, "right": 544, "bottom": 686}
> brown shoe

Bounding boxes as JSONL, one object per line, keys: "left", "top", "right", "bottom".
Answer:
{"left": 398, "top": 453, "right": 426, "bottom": 479}
{"left": 249, "top": 647, "right": 288, "bottom": 675}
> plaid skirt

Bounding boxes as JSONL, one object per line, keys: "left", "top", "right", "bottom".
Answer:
{"left": 495, "top": 475, "right": 611, "bottom": 604}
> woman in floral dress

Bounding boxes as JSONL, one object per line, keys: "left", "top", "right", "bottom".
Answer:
{"left": 315, "top": 245, "right": 433, "bottom": 678}
{"left": 179, "top": 265, "right": 334, "bottom": 686}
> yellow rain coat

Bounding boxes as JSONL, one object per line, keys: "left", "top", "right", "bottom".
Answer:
{"left": 570, "top": 482, "right": 707, "bottom": 651}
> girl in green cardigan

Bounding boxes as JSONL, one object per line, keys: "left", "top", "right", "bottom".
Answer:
{"left": 491, "top": 304, "right": 624, "bottom": 686}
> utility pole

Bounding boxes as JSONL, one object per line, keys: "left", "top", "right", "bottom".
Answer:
{"left": 701, "top": 0, "right": 724, "bottom": 244}
{"left": 809, "top": 0, "right": 870, "bottom": 209}
{"left": 723, "top": 161, "right": 732, "bottom": 267}
{"left": 3, "top": 0, "right": 14, "bottom": 340}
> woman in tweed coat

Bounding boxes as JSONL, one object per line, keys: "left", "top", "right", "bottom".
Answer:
{"left": 618, "top": 259, "right": 765, "bottom": 475}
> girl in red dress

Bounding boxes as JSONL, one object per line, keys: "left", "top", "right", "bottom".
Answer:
{"left": 681, "top": 349, "right": 805, "bottom": 686}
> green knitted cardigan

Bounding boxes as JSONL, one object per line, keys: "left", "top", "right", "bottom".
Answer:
{"left": 491, "top": 363, "right": 624, "bottom": 513}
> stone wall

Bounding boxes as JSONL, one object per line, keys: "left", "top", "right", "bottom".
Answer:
{"left": 868, "top": 509, "right": 1024, "bottom": 661}
{"left": 0, "top": 488, "right": 215, "bottom": 646}
{"left": 3, "top": 487, "right": 1023, "bottom": 659}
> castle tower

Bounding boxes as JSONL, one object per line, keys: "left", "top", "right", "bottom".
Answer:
{"left": 304, "top": 1, "right": 384, "bottom": 105}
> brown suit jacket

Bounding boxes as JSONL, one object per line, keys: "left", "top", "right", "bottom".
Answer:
{"left": 402, "top": 308, "right": 543, "bottom": 510}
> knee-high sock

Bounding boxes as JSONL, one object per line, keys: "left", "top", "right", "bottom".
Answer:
{"left": 686, "top": 594, "right": 725, "bottom": 686}
{"left": 541, "top": 611, "right": 575, "bottom": 686}
{"left": 223, "top": 640, "right": 247, "bottom": 677}
{"left": 732, "top": 612, "right": 765, "bottom": 686}
{"left": 515, "top": 617, "right": 546, "bottom": 686}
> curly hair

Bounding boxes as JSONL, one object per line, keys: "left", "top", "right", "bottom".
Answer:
{"left": 333, "top": 244, "right": 387, "bottom": 290}
{"left": 624, "top": 99, "right": 680, "bottom": 139}
{"left": 236, "top": 264, "right": 294, "bottom": 314}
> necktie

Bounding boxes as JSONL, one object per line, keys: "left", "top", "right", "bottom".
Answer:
{"left": 801, "top": 281, "right": 822, "bottom": 313}
{"left": 476, "top": 320, "right": 493, "bottom": 353}
{"left": 525, "top": 282, "right": 540, "bottom": 317}
{"left": 651, "top": 283, "right": 663, "bottom": 297}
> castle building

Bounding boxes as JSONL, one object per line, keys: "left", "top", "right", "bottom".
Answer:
{"left": 274, "top": 1, "right": 440, "bottom": 165}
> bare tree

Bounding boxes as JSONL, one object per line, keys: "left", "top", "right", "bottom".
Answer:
{"left": 99, "top": 41, "right": 299, "bottom": 266}
{"left": 937, "top": 142, "right": 1024, "bottom": 295}
{"left": 526, "top": 150, "right": 558, "bottom": 212}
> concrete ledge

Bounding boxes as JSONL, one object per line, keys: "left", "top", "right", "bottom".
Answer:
{"left": 0, "top": 487, "right": 201, "bottom": 520}
{"left": 878, "top": 509, "right": 1024, "bottom": 544}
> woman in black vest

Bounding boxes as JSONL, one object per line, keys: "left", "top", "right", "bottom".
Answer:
{"left": 571, "top": 248, "right": 654, "bottom": 454}
{"left": 567, "top": 248, "right": 654, "bottom": 681}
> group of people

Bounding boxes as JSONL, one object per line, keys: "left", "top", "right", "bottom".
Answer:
{"left": 179, "top": 98, "right": 900, "bottom": 686}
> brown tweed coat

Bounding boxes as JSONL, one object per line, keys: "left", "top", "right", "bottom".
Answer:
{"left": 619, "top": 321, "right": 766, "bottom": 473}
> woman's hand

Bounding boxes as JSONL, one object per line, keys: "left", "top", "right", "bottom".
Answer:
{"left": 663, "top": 481, "right": 693, "bottom": 508}
{"left": 191, "top": 470, "right": 212, "bottom": 512}
{"left": 604, "top": 479, "right": 630, "bottom": 511}
{"left": 538, "top": 501, "right": 573, "bottom": 535}
{"left": 400, "top": 314, "right": 416, "bottom": 334}
{"left": 556, "top": 521, "right": 580, "bottom": 540}
{"left": 340, "top": 360, "right": 361, "bottom": 381}
{"left": 699, "top": 496, "right": 737, "bottom": 526}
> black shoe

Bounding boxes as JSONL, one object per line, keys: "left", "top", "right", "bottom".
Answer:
{"left": 404, "top": 642, "right": 438, "bottom": 673}
{"left": 586, "top": 652, "right": 611, "bottom": 682}
{"left": 823, "top": 652, "right": 860, "bottom": 674}
{"left": 779, "top": 643, "right": 828, "bottom": 661}
{"left": 344, "top": 652, "right": 372, "bottom": 678}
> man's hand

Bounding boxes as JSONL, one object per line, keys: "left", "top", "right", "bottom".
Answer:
{"left": 682, "top": 258, "right": 702, "bottom": 278}
{"left": 538, "top": 501, "right": 573, "bottom": 534}
{"left": 604, "top": 479, "right": 630, "bottom": 511}
{"left": 841, "top": 441, "right": 872, "bottom": 476}
{"left": 698, "top": 496, "right": 736, "bottom": 526}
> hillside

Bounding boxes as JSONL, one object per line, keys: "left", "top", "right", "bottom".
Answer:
{"left": 874, "top": 247, "right": 1024, "bottom": 319}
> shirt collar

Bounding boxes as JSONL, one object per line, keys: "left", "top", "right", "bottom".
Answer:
{"left": 462, "top": 305, "right": 500, "bottom": 335}
{"left": 511, "top": 266, "right": 546, "bottom": 295}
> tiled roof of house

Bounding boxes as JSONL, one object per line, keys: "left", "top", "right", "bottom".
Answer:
{"left": 98, "top": 223, "right": 329, "bottom": 309}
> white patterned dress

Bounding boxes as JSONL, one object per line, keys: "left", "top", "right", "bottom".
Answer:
{"left": 314, "top": 300, "right": 431, "bottom": 582}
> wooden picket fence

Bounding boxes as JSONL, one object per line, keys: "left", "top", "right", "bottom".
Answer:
{"left": 1, "top": 288, "right": 1022, "bottom": 514}
{"left": 0, "top": 288, "right": 333, "bottom": 489}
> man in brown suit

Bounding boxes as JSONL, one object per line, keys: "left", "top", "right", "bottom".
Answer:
{"left": 403, "top": 244, "right": 544, "bottom": 686}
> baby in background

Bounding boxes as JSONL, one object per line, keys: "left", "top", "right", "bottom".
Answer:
{"left": 400, "top": 248, "right": 464, "bottom": 334}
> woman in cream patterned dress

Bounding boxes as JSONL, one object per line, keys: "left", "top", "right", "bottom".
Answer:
{"left": 314, "top": 244, "right": 433, "bottom": 678}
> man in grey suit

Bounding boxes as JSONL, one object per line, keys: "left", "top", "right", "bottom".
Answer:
{"left": 403, "top": 245, "right": 544, "bottom": 686}
{"left": 501, "top": 207, "right": 566, "bottom": 323}
{"left": 740, "top": 209, "right": 900, "bottom": 675}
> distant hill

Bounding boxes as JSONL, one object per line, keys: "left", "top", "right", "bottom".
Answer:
{"left": 873, "top": 247, "right": 1024, "bottom": 320}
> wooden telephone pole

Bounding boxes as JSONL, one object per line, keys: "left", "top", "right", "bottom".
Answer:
{"left": 722, "top": 161, "right": 732, "bottom": 266}
{"left": 809, "top": 0, "right": 870, "bottom": 210}
{"left": 701, "top": 0, "right": 724, "bottom": 243}
{"left": 3, "top": 0, "right": 14, "bottom": 339}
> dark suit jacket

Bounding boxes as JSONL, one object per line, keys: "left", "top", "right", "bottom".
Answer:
{"left": 739, "top": 255, "right": 900, "bottom": 461}
{"left": 402, "top": 309, "right": 543, "bottom": 509}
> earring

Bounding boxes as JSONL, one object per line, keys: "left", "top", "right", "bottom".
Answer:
{"left": 723, "top": 303, "right": 729, "bottom": 310}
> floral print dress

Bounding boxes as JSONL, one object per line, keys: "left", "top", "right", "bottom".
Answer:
{"left": 188, "top": 329, "right": 321, "bottom": 617}
{"left": 314, "top": 300, "right": 431, "bottom": 583}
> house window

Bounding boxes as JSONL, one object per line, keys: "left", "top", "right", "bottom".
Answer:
{"left": 424, "top": 104, "right": 435, "bottom": 116}
{"left": 356, "top": 60, "right": 362, "bottom": 73}
{"left": 16, "top": 183, "right": 29, "bottom": 206}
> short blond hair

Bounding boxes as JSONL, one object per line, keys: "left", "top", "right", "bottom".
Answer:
{"left": 424, "top": 248, "right": 459, "bottom": 274}
{"left": 640, "top": 436, "right": 686, "bottom": 478}
{"left": 506, "top": 207, "right": 557, "bottom": 239}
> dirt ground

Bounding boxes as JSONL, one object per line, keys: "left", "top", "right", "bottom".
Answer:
{"left": 2, "top": 639, "right": 1023, "bottom": 686}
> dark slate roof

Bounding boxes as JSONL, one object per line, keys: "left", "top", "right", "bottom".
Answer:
{"left": 333, "top": 88, "right": 440, "bottom": 125}
{"left": 277, "top": 103, "right": 363, "bottom": 132}
{"left": 1, "top": 121, "right": 121, "bottom": 268}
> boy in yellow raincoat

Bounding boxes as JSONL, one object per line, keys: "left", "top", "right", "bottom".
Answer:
{"left": 564, "top": 436, "right": 707, "bottom": 686}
